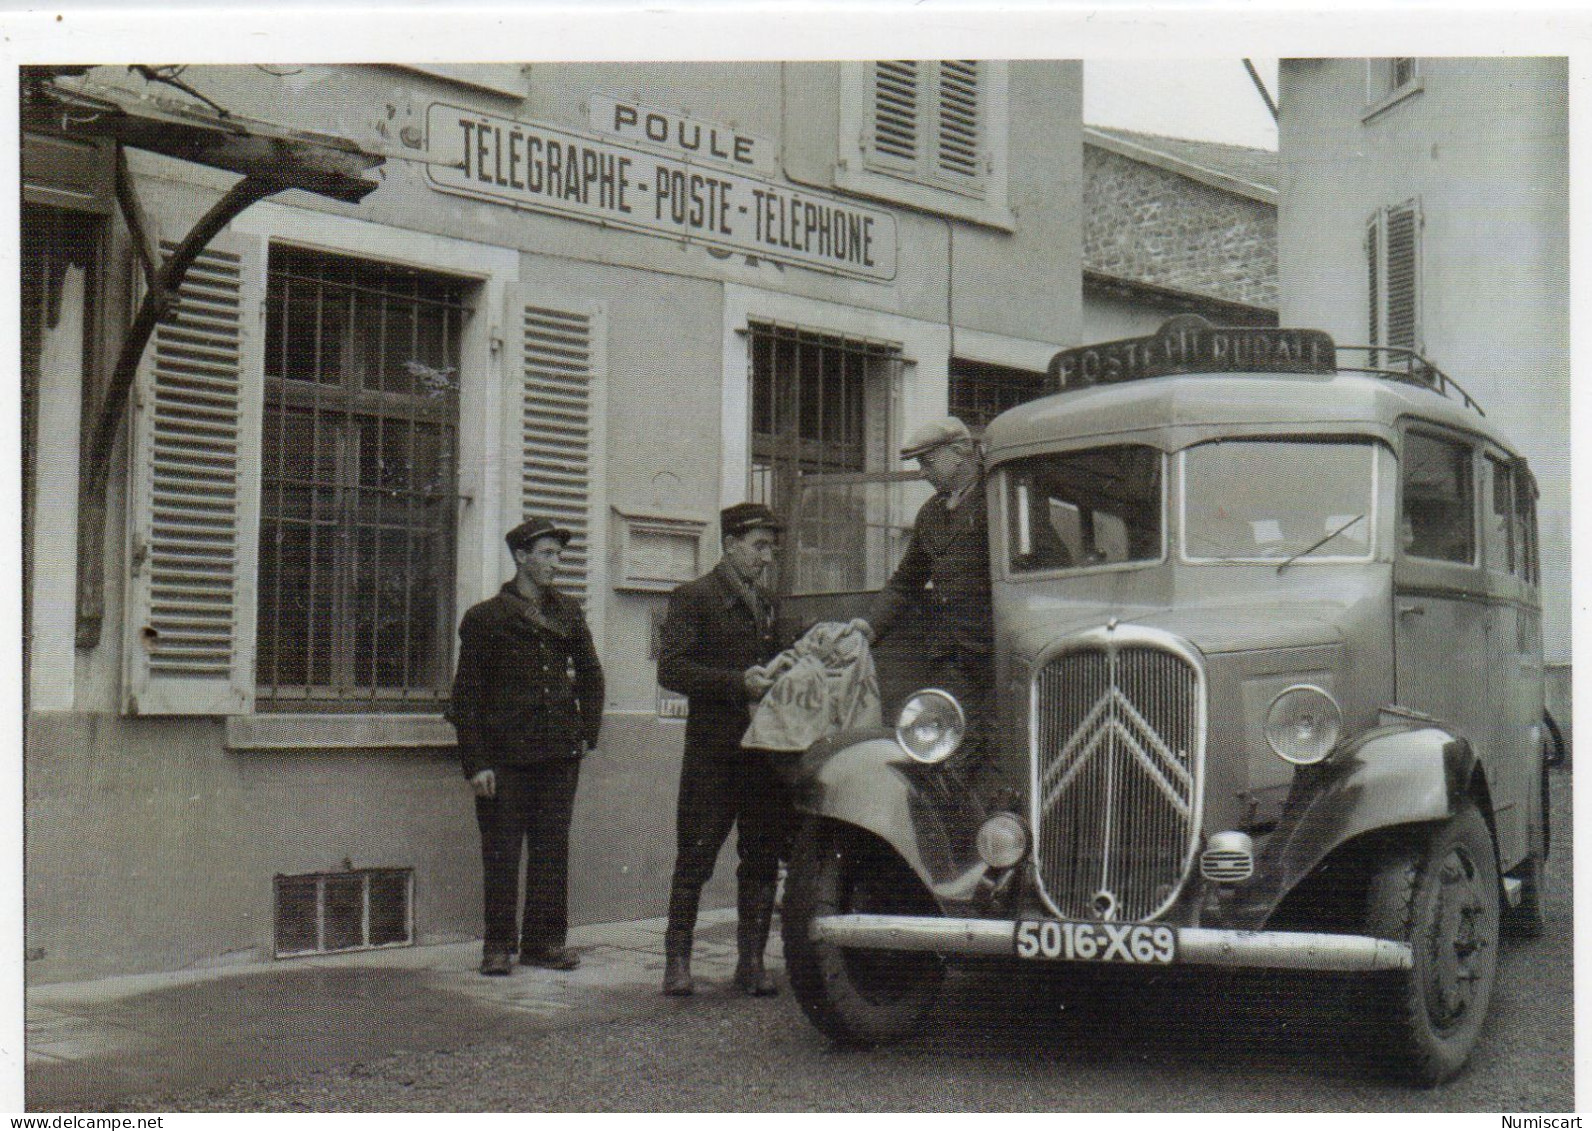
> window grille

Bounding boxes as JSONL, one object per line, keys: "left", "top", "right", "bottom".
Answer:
{"left": 274, "top": 867, "right": 414, "bottom": 957}
{"left": 948, "top": 357, "right": 1048, "bottom": 434}
{"left": 258, "top": 245, "right": 468, "bottom": 709}
{"left": 747, "top": 322, "right": 901, "bottom": 516}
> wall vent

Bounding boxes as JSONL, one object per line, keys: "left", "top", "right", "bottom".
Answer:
{"left": 273, "top": 868, "right": 414, "bottom": 957}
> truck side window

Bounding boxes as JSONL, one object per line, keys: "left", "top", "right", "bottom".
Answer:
{"left": 1485, "top": 455, "right": 1515, "bottom": 575}
{"left": 1401, "top": 431, "right": 1475, "bottom": 564}
{"left": 1514, "top": 468, "right": 1539, "bottom": 585}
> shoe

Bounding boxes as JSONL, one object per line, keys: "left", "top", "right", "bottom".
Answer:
{"left": 662, "top": 953, "right": 694, "bottom": 996}
{"left": 731, "top": 959, "right": 778, "bottom": 997}
{"left": 480, "top": 951, "right": 514, "bottom": 976}
{"left": 662, "top": 927, "right": 694, "bottom": 996}
{"left": 732, "top": 879, "right": 780, "bottom": 996}
{"left": 520, "top": 946, "right": 581, "bottom": 971}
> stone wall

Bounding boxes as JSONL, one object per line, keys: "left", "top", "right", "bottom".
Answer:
{"left": 1084, "top": 144, "right": 1277, "bottom": 310}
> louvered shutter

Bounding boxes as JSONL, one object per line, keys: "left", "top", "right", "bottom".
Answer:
{"left": 935, "top": 60, "right": 982, "bottom": 184}
{"left": 124, "top": 232, "right": 265, "bottom": 715}
{"left": 1384, "top": 202, "right": 1420, "bottom": 352}
{"left": 520, "top": 301, "right": 606, "bottom": 604}
{"left": 1365, "top": 218, "right": 1381, "bottom": 358}
{"left": 871, "top": 61, "right": 921, "bottom": 165}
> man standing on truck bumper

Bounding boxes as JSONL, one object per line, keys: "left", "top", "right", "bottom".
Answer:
{"left": 658, "top": 502, "right": 791, "bottom": 998}
{"left": 858, "top": 416, "right": 993, "bottom": 748}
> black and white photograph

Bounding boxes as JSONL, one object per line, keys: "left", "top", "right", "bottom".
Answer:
{"left": 8, "top": 1, "right": 1581, "bottom": 1118}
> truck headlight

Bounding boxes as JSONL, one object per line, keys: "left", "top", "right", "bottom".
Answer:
{"left": 977, "top": 813, "right": 1028, "bottom": 869}
{"left": 1264, "top": 684, "right": 1342, "bottom": 765}
{"left": 895, "top": 689, "right": 965, "bottom": 764}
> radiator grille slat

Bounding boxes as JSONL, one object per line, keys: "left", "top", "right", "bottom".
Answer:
{"left": 1033, "top": 639, "right": 1203, "bottom": 922}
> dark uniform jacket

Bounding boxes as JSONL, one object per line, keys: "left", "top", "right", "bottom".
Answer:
{"left": 658, "top": 561, "right": 784, "bottom": 757}
{"left": 447, "top": 582, "right": 605, "bottom": 779}
{"left": 868, "top": 478, "right": 992, "bottom": 660}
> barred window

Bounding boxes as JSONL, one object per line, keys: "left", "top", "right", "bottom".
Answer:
{"left": 948, "top": 357, "right": 1047, "bottom": 435}
{"left": 258, "top": 245, "right": 468, "bottom": 708}
{"left": 747, "top": 322, "right": 901, "bottom": 516}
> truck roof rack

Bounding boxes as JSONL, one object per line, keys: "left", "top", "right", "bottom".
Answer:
{"left": 1331, "top": 344, "right": 1486, "bottom": 417}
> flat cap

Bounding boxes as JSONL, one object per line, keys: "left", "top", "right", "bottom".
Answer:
{"left": 720, "top": 502, "right": 784, "bottom": 538}
{"left": 900, "top": 416, "right": 973, "bottom": 459}
{"left": 505, "top": 516, "right": 573, "bottom": 552}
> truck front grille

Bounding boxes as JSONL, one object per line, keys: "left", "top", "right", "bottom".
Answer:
{"left": 1031, "top": 630, "right": 1204, "bottom": 922}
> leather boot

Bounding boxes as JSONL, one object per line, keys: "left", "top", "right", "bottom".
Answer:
{"left": 662, "top": 927, "right": 695, "bottom": 996}
{"left": 732, "top": 881, "right": 779, "bottom": 997}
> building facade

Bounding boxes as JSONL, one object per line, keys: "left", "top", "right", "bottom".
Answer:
{"left": 22, "top": 62, "right": 1083, "bottom": 981}
{"left": 1275, "top": 57, "right": 1571, "bottom": 724}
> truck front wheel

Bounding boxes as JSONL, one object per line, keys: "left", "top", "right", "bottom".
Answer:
{"left": 782, "top": 817, "right": 945, "bottom": 1048}
{"left": 1358, "top": 803, "right": 1500, "bottom": 1085}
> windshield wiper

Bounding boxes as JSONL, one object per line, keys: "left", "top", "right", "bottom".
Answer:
{"left": 1276, "top": 514, "right": 1365, "bottom": 574}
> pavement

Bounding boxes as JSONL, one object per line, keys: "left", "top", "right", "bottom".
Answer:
{"left": 24, "top": 907, "right": 775, "bottom": 1111}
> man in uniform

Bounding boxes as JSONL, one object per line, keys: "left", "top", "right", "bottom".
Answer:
{"left": 448, "top": 517, "right": 606, "bottom": 976}
{"left": 657, "top": 502, "right": 790, "bottom": 998}
{"left": 856, "top": 416, "right": 993, "bottom": 748}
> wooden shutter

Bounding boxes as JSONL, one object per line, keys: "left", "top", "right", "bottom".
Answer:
{"left": 520, "top": 301, "right": 605, "bottom": 604}
{"left": 935, "top": 60, "right": 982, "bottom": 183}
{"left": 1365, "top": 217, "right": 1380, "bottom": 358}
{"left": 871, "top": 61, "right": 921, "bottom": 164}
{"left": 124, "top": 231, "right": 264, "bottom": 715}
{"left": 1385, "top": 202, "right": 1420, "bottom": 351}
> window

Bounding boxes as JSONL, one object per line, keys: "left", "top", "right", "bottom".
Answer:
{"left": 1484, "top": 455, "right": 1515, "bottom": 575}
{"left": 747, "top": 322, "right": 901, "bottom": 516}
{"left": 1004, "top": 445, "right": 1164, "bottom": 574}
{"left": 868, "top": 61, "right": 986, "bottom": 195}
{"left": 1367, "top": 58, "right": 1421, "bottom": 107}
{"left": 257, "top": 245, "right": 467, "bottom": 708}
{"left": 837, "top": 61, "right": 1012, "bottom": 229}
{"left": 1401, "top": 432, "right": 1474, "bottom": 565}
{"left": 948, "top": 357, "right": 1048, "bottom": 434}
{"left": 274, "top": 867, "right": 413, "bottom": 957}
{"left": 1182, "top": 439, "right": 1377, "bottom": 564}
{"left": 1514, "top": 466, "right": 1540, "bottom": 585}
{"left": 1366, "top": 201, "right": 1421, "bottom": 364}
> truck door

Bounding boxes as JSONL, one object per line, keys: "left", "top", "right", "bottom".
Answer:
{"left": 1393, "top": 428, "right": 1492, "bottom": 770}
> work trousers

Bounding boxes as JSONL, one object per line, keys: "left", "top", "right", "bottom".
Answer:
{"left": 931, "top": 648, "right": 992, "bottom": 755}
{"left": 666, "top": 745, "right": 793, "bottom": 935}
{"left": 474, "top": 758, "right": 581, "bottom": 956}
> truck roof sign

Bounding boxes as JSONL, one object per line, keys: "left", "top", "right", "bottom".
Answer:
{"left": 1048, "top": 324, "right": 1338, "bottom": 391}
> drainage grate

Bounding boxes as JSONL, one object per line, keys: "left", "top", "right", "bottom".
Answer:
{"left": 273, "top": 868, "right": 414, "bottom": 957}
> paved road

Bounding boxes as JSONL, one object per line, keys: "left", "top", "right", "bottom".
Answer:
{"left": 105, "top": 768, "right": 1574, "bottom": 1113}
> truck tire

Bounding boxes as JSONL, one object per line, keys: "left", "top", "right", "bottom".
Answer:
{"left": 1358, "top": 804, "right": 1500, "bottom": 1086}
{"left": 782, "top": 817, "right": 945, "bottom": 1048}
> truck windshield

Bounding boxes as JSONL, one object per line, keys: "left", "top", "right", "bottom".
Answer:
{"left": 1004, "top": 444, "right": 1164, "bottom": 573}
{"left": 1180, "top": 438, "right": 1377, "bottom": 563}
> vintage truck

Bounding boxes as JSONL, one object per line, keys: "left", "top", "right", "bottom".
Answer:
{"left": 777, "top": 318, "right": 1555, "bottom": 1085}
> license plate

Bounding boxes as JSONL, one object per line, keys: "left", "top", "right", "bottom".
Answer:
{"left": 1015, "top": 920, "right": 1177, "bottom": 964}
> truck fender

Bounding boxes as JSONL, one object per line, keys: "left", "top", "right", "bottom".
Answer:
{"left": 791, "top": 732, "right": 989, "bottom": 905}
{"left": 1230, "top": 724, "right": 1479, "bottom": 930}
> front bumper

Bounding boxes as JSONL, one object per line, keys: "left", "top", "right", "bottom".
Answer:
{"left": 811, "top": 914, "right": 1413, "bottom": 972}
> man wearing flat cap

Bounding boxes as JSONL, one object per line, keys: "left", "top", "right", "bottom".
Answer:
{"left": 855, "top": 415, "right": 994, "bottom": 750}
{"left": 657, "top": 502, "right": 792, "bottom": 998}
{"left": 448, "top": 517, "right": 605, "bottom": 977}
